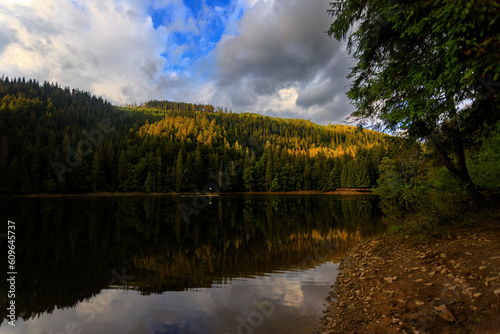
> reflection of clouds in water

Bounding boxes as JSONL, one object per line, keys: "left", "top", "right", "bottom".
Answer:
{"left": 0, "top": 307, "right": 80, "bottom": 334}
{"left": 0, "top": 196, "right": 380, "bottom": 334}
{"left": 264, "top": 279, "right": 305, "bottom": 308}
{"left": 137, "top": 290, "right": 217, "bottom": 333}
{"left": 150, "top": 322, "right": 191, "bottom": 334}
{"left": 76, "top": 289, "right": 120, "bottom": 322}
{"left": 0, "top": 263, "right": 337, "bottom": 334}
{"left": 156, "top": 290, "right": 216, "bottom": 314}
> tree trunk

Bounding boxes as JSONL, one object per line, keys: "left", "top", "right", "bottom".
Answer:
{"left": 431, "top": 139, "right": 463, "bottom": 181}
{"left": 450, "top": 128, "right": 474, "bottom": 185}
{"left": 430, "top": 133, "right": 484, "bottom": 204}
{"left": 445, "top": 101, "right": 473, "bottom": 184}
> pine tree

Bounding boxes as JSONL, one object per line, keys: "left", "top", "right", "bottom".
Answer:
{"left": 145, "top": 171, "right": 154, "bottom": 193}
{"left": 329, "top": 167, "right": 341, "bottom": 190}
{"left": 175, "top": 149, "right": 184, "bottom": 192}
{"left": 193, "top": 145, "right": 204, "bottom": 188}
{"left": 91, "top": 149, "right": 101, "bottom": 192}
{"left": 117, "top": 150, "right": 128, "bottom": 191}
{"left": 105, "top": 140, "right": 116, "bottom": 190}
{"left": 340, "top": 165, "right": 348, "bottom": 188}
{"left": 243, "top": 166, "right": 256, "bottom": 191}
{"left": 265, "top": 157, "right": 273, "bottom": 191}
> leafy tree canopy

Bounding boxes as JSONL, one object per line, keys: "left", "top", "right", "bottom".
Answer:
{"left": 328, "top": 0, "right": 500, "bottom": 189}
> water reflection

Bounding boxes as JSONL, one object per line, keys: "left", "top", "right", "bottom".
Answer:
{"left": 0, "top": 194, "right": 383, "bottom": 332}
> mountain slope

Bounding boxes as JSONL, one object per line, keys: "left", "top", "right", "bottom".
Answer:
{"left": 0, "top": 77, "right": 393, "bottom": 193}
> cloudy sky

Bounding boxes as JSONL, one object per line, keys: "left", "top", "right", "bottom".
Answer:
{"left": 0, "top": 0, "right": 356, "bottom": 125}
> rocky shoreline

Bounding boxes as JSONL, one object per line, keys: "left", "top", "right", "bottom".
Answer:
{"left": 320, "top": 217, "right": 500, "bottom": 333}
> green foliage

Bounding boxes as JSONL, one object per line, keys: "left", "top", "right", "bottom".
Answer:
{"left": 0, "top": 77, "right": 394, "bottom": 193}
{"left": 328, "top": 0, "right": 500, "bottom": 188}
{"left": 374, "top": 132, "right": 499, "bottom": 233}
{"left": 467, "top": 122, "right": 500, "bottom": 189}
{"left": 144, "top": 172, "right": 154, "bottom": 193}
{"left": 374, "top": 143, "right": 473, "bottom": 204}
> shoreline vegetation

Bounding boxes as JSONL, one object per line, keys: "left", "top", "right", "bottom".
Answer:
{"left": 321, "top": 2, "right": 500, "bottom": 330}
{"left": 0, "top": 189, "right": 375, "bottom": 198}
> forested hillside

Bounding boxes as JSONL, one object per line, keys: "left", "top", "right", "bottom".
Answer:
{"left": 0, "top": 77, "right": 393, "bottom": 193}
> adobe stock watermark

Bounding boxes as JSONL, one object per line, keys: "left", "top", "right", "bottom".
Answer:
{"left": 224, "top": 239, "right": 341, "bottom": 334}
{"left": 470, "top": 74, "right": 500, "bottom": 112}
{"left": 54, "top": 267, "right": 135, "bottom": 334}
{"left": 224, "top": 290, "right": 281, "bottom": 334}
{"left": 28, "top": 0, "right": 63, "bottom": 33}
{"left": 179, "top": 160, "right": 242, "bottom": 224}
{"left": 179, "top": 120, "right": 281, "bottom": 224}
{"left": 51, "top": 119, "right": 115, "bottom": 182}
{"left": 407, "top": 278, "right": 466, "bottom": 332}
{"left": 428, "top": 74, "right": 500, "bottom": 151}
{"left": 302, "top": 239, "right": 341, "bottom": 268}
{"left": 328, "top": 0, "right": 403, "bottom": 39}
{"left": 6, "top": 220, "right": 17, "bottom": 327}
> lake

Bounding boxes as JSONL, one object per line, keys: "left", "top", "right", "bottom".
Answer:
{"left": 0, "top": 194, "right": 384, "bottom": 334}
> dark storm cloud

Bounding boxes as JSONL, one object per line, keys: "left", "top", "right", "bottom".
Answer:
{"left": 296, "top": 56, "right": 353, "bottom": 109}
{"left": 213, "top": 0, "right": 356, "bottom": 124}
{"left": 0, "top": 26, "right": 17, "bottom": 55}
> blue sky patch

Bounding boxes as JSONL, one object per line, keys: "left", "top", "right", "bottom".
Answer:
{"left": 148, "top": 0, "right": 236, "bottom": 78}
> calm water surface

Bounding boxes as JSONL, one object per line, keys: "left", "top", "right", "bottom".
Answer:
{"left": 0, "top": 194, "right": 384, "bottom": 333}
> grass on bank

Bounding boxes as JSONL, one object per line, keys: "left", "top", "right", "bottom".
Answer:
{"left": 374, "top": 124, "right": 500, "bottom": 240}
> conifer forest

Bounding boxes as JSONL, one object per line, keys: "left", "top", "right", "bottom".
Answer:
{"left": 0, "top": 77, "right": 393, "bottom": 194}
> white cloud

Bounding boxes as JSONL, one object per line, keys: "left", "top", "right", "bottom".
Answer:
{"left": 0, "top": 0, "right": 356, "bottom": 124}
{"left": 212, "top": 0, "right": 356, "bottom": 124}
{"left": 0, "top": 0, "right": 170, "bottom": 104}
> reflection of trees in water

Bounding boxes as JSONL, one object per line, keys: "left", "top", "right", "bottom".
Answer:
{"left": 0, "top": 198, "right": 126, "bottom": 323}
{"left": 0, "top": 196, "right": 383, "bottom": 323}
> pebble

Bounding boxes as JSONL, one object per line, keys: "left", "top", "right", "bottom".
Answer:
{"left": 434, "top": 304, "right": 456, "bottom": 322}
{"left": 322, "top": 229, "right": 500, "bottom": 333}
